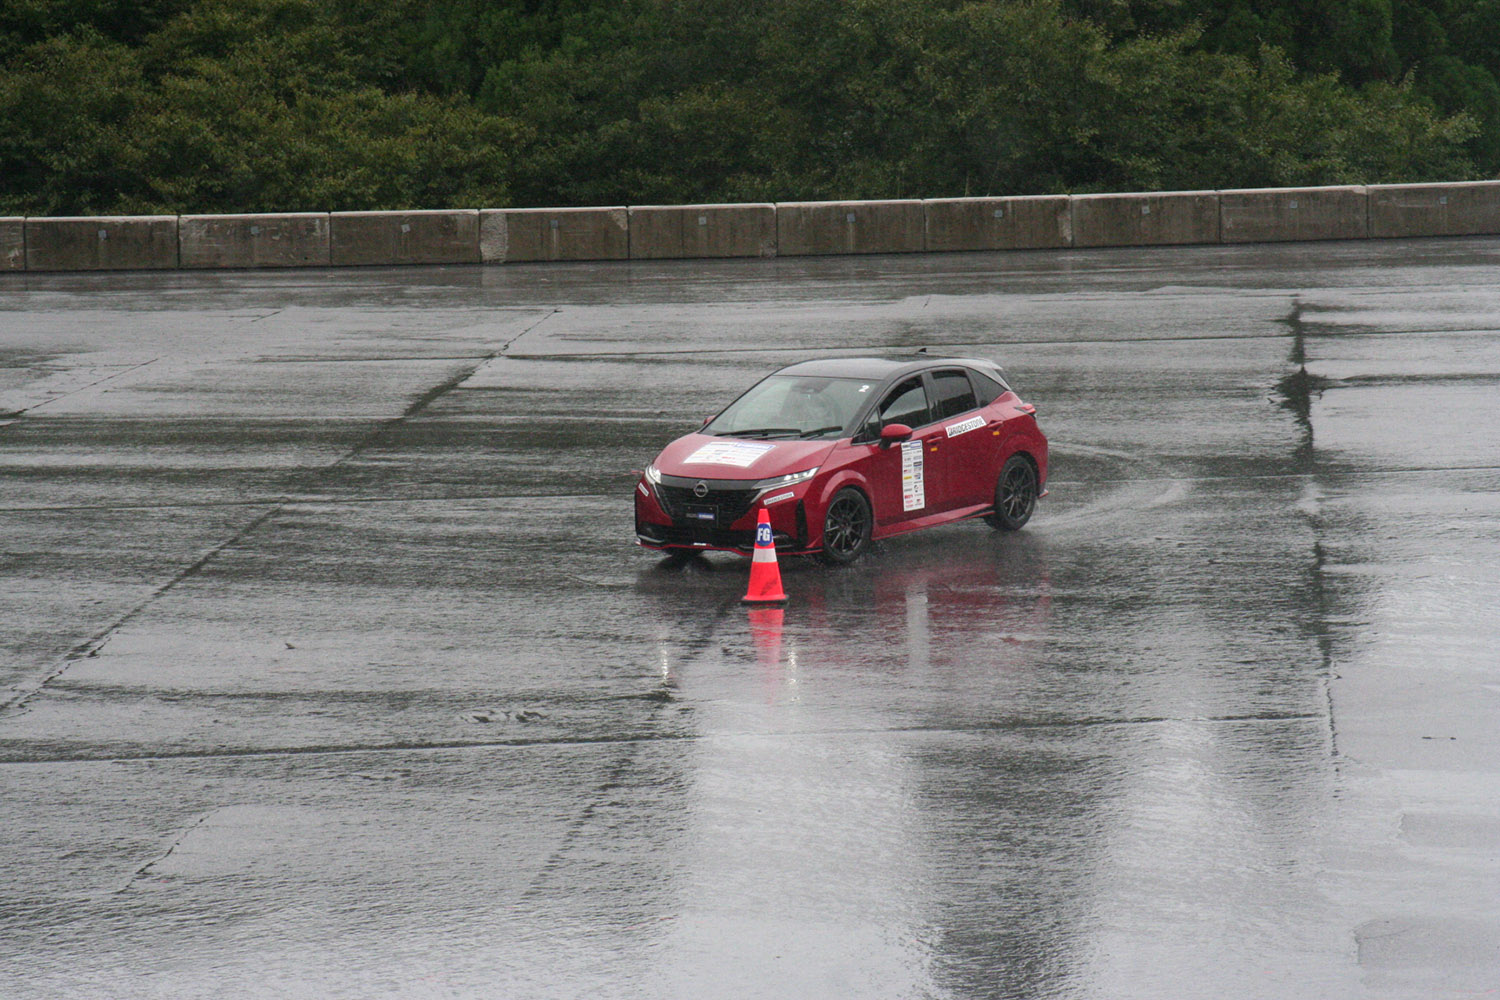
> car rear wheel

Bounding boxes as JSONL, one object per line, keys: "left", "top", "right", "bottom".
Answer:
{"left": 985, "top": 455, "right": 1037, "bottom": 531}
{"left": 820, "top": 488, "right": 872, "bottom": 564}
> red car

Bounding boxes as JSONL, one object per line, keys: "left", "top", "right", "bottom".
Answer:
{"left": 635, "top": 356, "right": 1047, "bottom": 563}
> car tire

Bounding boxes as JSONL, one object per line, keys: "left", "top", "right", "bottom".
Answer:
{"left": 819, "top": 488, "right": 872, "bottom": 564}
{"left": 985, "top": 455, "right": 1037, "bottom": 531}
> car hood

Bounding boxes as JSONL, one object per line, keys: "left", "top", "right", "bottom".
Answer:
{"left": 654, "top": 434, "right": 839, "bottom": 481}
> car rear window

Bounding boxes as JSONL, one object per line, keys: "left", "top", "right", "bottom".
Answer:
{"left": 967, "top": 368, "right": 1009, "bottom": 405}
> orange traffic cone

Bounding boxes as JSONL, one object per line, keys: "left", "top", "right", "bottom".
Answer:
{"left": 742, "top": 508, "right": 788, "bottom": 604}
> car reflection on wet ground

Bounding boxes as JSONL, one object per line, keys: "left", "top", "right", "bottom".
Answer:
{"left": 1, "top": 239, "right": 1497, "bottom": 998}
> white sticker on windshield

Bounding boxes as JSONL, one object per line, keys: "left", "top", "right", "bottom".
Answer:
{"left": 946, "top": 415, "right": 985, "bottom": 438}
{"left": 684, "top": 440, "right": 776, "bottom": 468}
{"left": 901, "top": 439, "right": 925, "bottom": 511}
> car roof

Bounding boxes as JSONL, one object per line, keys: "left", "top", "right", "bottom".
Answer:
{"left": 774, "top": 355, "right": 1002, "bottom": 381}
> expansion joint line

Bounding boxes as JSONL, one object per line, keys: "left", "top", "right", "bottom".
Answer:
{"left": 499, "top": 308, "right": 560, "bottom": 357}
{"left": 1, "top": 318, "right": 553, "bottom": 718}
{"left": 330, "top": 307, "right": 559, "bottom": 466}
{"left": 0, "top": 505, "right": 285, "bottom": 717}
{"left": 0, "top": 358, "right": 159, "bottom": 423}
{"left": 115, "top": 808, "right": 219, "bottom": 895}
{"left": 517, "top": 597, "right": 739, "bottom": 902}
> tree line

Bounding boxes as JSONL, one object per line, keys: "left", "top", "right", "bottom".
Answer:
{"left": 2, "top": 0, "right": 1495, "bottom": 216}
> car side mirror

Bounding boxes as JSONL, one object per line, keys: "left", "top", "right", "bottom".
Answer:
{"left": 879, "top": 423, "right": 912, "bottom": 447}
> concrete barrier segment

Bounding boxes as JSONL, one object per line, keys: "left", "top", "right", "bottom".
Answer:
{"left": 179, "top": 213, "right": 330, "bottom": 268}
{"left": 628, "top": 204, "right": 776, "bottom": 259}
{"left": 1368, "top": 181, "right": 1500, "bottom": 239}
{"left": 1220, "top": 186, "right": 1369, "bottom": 244}
{"left": 480, "top": 207, "right": 628, "bottom": 263}
{"left": 776, "top": 200, "right": 925, "bottom": 256}
{"left": 1, "top": 218, "right": 23, "bottom": 271}
{"left": 330, "top": 210, "right": 480, "bottom": 266}
{"left": 1070, "top": 191, "right": 1219, "bottom": 248}
{"left": 23, "top": 216, "right": 178, "bottom": 271}
{"left": 924, "top": 197, "right": 1071, "bottom": 252}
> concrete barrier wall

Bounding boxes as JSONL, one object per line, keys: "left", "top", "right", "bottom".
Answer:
{"left": 7, "top": 184, "right": 1500, "bottom": 273}
{"left": 628, "top": 204, "right": 776, "bottom": 259}
{"left": 778, "top": 200, "right": 925, "bottom": 256}
{"left": 24, "top": 216, "right": 178, "bottom": 271}
{"left": 1072, "top": 191, "right": 1220, "bottom": 247}
{"left": 180, "top": 213, "right": 331, "bottom": 268}
{"left": 1, "top": 218, "right": 22, "bottom": 271}
{"left": 330, "top": 210, "right": 479, "bottom": 266}
{"left": 924, "top": 196, "right": 1070, "bottom": 252}
{"left": 1221, "top": 186, "right": 1369, "bottom": 243}
{"left": 480, "top": 207, "right": 628, "bottom": 263}
{"left": 1369, "top": 181, "right": 1500, "bottom": 238}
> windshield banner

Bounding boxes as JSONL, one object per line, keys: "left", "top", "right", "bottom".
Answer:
{"left": 684, "top": 440, "right": 777, "bottom": 468}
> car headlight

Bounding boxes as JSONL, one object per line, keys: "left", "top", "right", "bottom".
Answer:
{"left": 645, "top": 463, "right": 662, "bottom": 485}
{"left": 753, "top": 468, "right": 818, "bottom": 494}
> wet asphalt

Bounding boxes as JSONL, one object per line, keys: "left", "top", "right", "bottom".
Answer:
{"left": 1, "top": 240, "right": 1498, "bottom": 998}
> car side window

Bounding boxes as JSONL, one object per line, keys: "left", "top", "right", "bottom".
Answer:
{"left": 930, "top": 369, "right": 979, "bottom": 420}
{"left": 877, "top": 377, "right": 931, "bottom": 429}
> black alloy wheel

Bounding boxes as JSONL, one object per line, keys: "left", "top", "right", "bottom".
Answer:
{"left": 820, "top": 488, "right": 872, "bottom": 564}
{"left": 985, "top": 455, "right": 1038, "bottom": 531}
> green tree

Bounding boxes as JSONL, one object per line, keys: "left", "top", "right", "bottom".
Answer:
{"left": 0, "top": 0, "right": 519, "bottom": 214}
{"left": 0, "top": 0, "right": 1489, "bottom": 216}
{"left": 0, "top": 34, "right": 152, "bottom": 214}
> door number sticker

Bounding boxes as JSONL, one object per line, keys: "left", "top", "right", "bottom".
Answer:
{"left": 901, "top": 439, "right": 925, "bottom": 511}
{"left": 945, "top": 415, "right": 985, "bottom": 437}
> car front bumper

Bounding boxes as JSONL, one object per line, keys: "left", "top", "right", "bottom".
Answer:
{"left": 634, "top": 476, "right": 811, "bottom": 554}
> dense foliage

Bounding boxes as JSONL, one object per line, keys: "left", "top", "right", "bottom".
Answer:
{"left": 1, "top": 0, "right": 1493, "bottom": 215}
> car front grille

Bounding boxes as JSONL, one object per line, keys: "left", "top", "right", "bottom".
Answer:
{"left": 655, "top": 483, "right": 760, "bottom": 528}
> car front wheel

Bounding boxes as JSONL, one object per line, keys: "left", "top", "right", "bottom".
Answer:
{"left": 820, "top": 488, "right": 872, "bottom": 564}
{"left": 985, "top": 455, "right": 1037, "bottom": 531}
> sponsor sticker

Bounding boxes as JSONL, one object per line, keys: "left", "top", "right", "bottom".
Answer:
{"left": 762, "top": 491, "right": 795, "bottom": 505}
{"left": 683, "top": 440, "right": 776, "bottom": 468}
{"left": 901, "top": 439, "right": 925, "bottom": 511}
{"left": 756, "top": 522, "right": 773, "bottom": 546}
{"left": 946, "top": 415, "right": 986, "bottom": 438}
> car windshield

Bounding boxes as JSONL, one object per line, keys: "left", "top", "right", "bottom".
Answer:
{"left": 705, "top": 375, "right": 874, "bottom": 439}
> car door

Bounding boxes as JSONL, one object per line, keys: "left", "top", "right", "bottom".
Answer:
{"left": 858, "top": 374, "right": 948, "bottom": 525}
{"left": 924, "top": 367, "right": 993, "bottom": 509}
